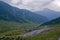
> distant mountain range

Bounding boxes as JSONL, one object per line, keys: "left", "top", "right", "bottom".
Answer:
{"left": 35, "top": 8, "right": 60, "bottom": 20}
{"left": 41, "top": 17, "right": 60, "bottom": 26}
{"left": 0, "top": 1, "right": 48, "bottom": 24}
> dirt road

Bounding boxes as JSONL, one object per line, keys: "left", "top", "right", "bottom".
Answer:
{"left": 18, "top": 28, "right": 51, "bottom": 38}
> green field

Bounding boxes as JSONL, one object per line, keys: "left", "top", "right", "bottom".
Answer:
{"left": 0, "top": 20, "right": 38, "bottom": 36}
{"left": 0, "top": 24, "right": 60, "bottom": 40}
{"left": 0, "top": 20, "right": 60, "bottom": 40}
{"left": 25, "top": 24, "right": 60, "bottom": 40}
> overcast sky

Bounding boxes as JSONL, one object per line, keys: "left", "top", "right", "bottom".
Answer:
{"left": 0, "top": 0, "right": 60, "bottom": 12}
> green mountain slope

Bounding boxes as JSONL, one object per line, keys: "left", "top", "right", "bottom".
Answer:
{"left": 0, "top": 20, "right": 38, "bottom": 36}
{"left": 0, "top": 1, "right": 39, "bottom": 37}
{"left": 24, "top": 17, "right": 60, "bottom": 40}
{"left": 25, "top": 24, "right": 60, "bottom": 40}
{"left": 0, "top": 1, "right": 48, "bottom": 24}
{"left": 41, "top": 17, "right": 60, "bottom": 26}
{"left": 21, "top": 17, "right": 60, "bottom": 40}
{"left": 0, "top": 23, "right": 60, "bottom": 40}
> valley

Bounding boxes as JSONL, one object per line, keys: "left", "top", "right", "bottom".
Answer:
{"left": 0, "top": 1, "right": 60, "bottom": 40}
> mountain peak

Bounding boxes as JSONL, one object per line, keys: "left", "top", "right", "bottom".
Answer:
{"left": 35, "top": 8, "right": 60, "bottom": 20}
{"left": 0, "top": 1, "right": 48, "bottom": 24}
{"left": 0, "top": 1, "right": 6, "bottom": 4}
{"left": 0, "top": 1, "right": 10, "bottom": 6}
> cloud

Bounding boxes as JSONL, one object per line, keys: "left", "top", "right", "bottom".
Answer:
{"left": 11, "top": 0, "right": 20, "bottom": 4}
{"left": 11, "top": 0, "right": 53, "bottom": 11}
{"left": 0, "top": 0, "right": 11, "bottom": 3}
{"left": 1, "top": 0, "right": 60, "bottom": 12}
{"left": 47, "top": 0, "right": 60, "bottom": 12}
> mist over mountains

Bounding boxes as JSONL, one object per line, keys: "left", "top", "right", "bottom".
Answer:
{"left": 41, "top": 17, "right": 60, "bottom": 26}
{"left": 0, "top": 1, "right": 60, "bottom": 40}
{"left": 35, "top": 8, "right": 60, "bottom": 20}
{"left": 0, "top": 1, "right": 48, "bottom": 24}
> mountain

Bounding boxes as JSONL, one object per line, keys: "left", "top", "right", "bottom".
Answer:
{"left": 41, "top": 17, "right": 60, "bottom": 26}
{"left": 0, "top": 1, "right": 48, "bottom": 24}
{"left": 35, "top": 8, "right": 60, "bottom": 20}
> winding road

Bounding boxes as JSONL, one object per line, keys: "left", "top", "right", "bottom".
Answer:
{"left": 18, "top": 28, "right": 52, "bottom": 38}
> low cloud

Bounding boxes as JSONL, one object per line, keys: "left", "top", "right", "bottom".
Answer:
{"left": 1, "top": 0, "right": 60, "bottom": 12}
{"left": 11, "top": 0, "right": 53, "bottom": 11}
{"left": 47, "top": 0, "right": 60, "bottom": 12}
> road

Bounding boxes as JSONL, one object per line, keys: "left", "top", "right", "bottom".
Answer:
{"left": 18, "top": 28, "right": 51, "bottom": 38}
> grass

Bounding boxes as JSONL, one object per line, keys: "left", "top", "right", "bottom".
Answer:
{"left": 0, "top": 29, "right": 26, "bottom": 36}
{"left": 25, "top": 24, "right": 60, "bottom": 40}
{"left": 0, "top": 20, "right": 60, "bottom": 40}
{"left": 0, "top": 20, "right": 38, "bottom": 37}
{"left": 0, "top": 24, "right": 60, "bottom": 40}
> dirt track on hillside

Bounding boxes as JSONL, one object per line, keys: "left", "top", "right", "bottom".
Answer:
{"left": 18, "top": 28, "right": 51, "bottom": 38}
